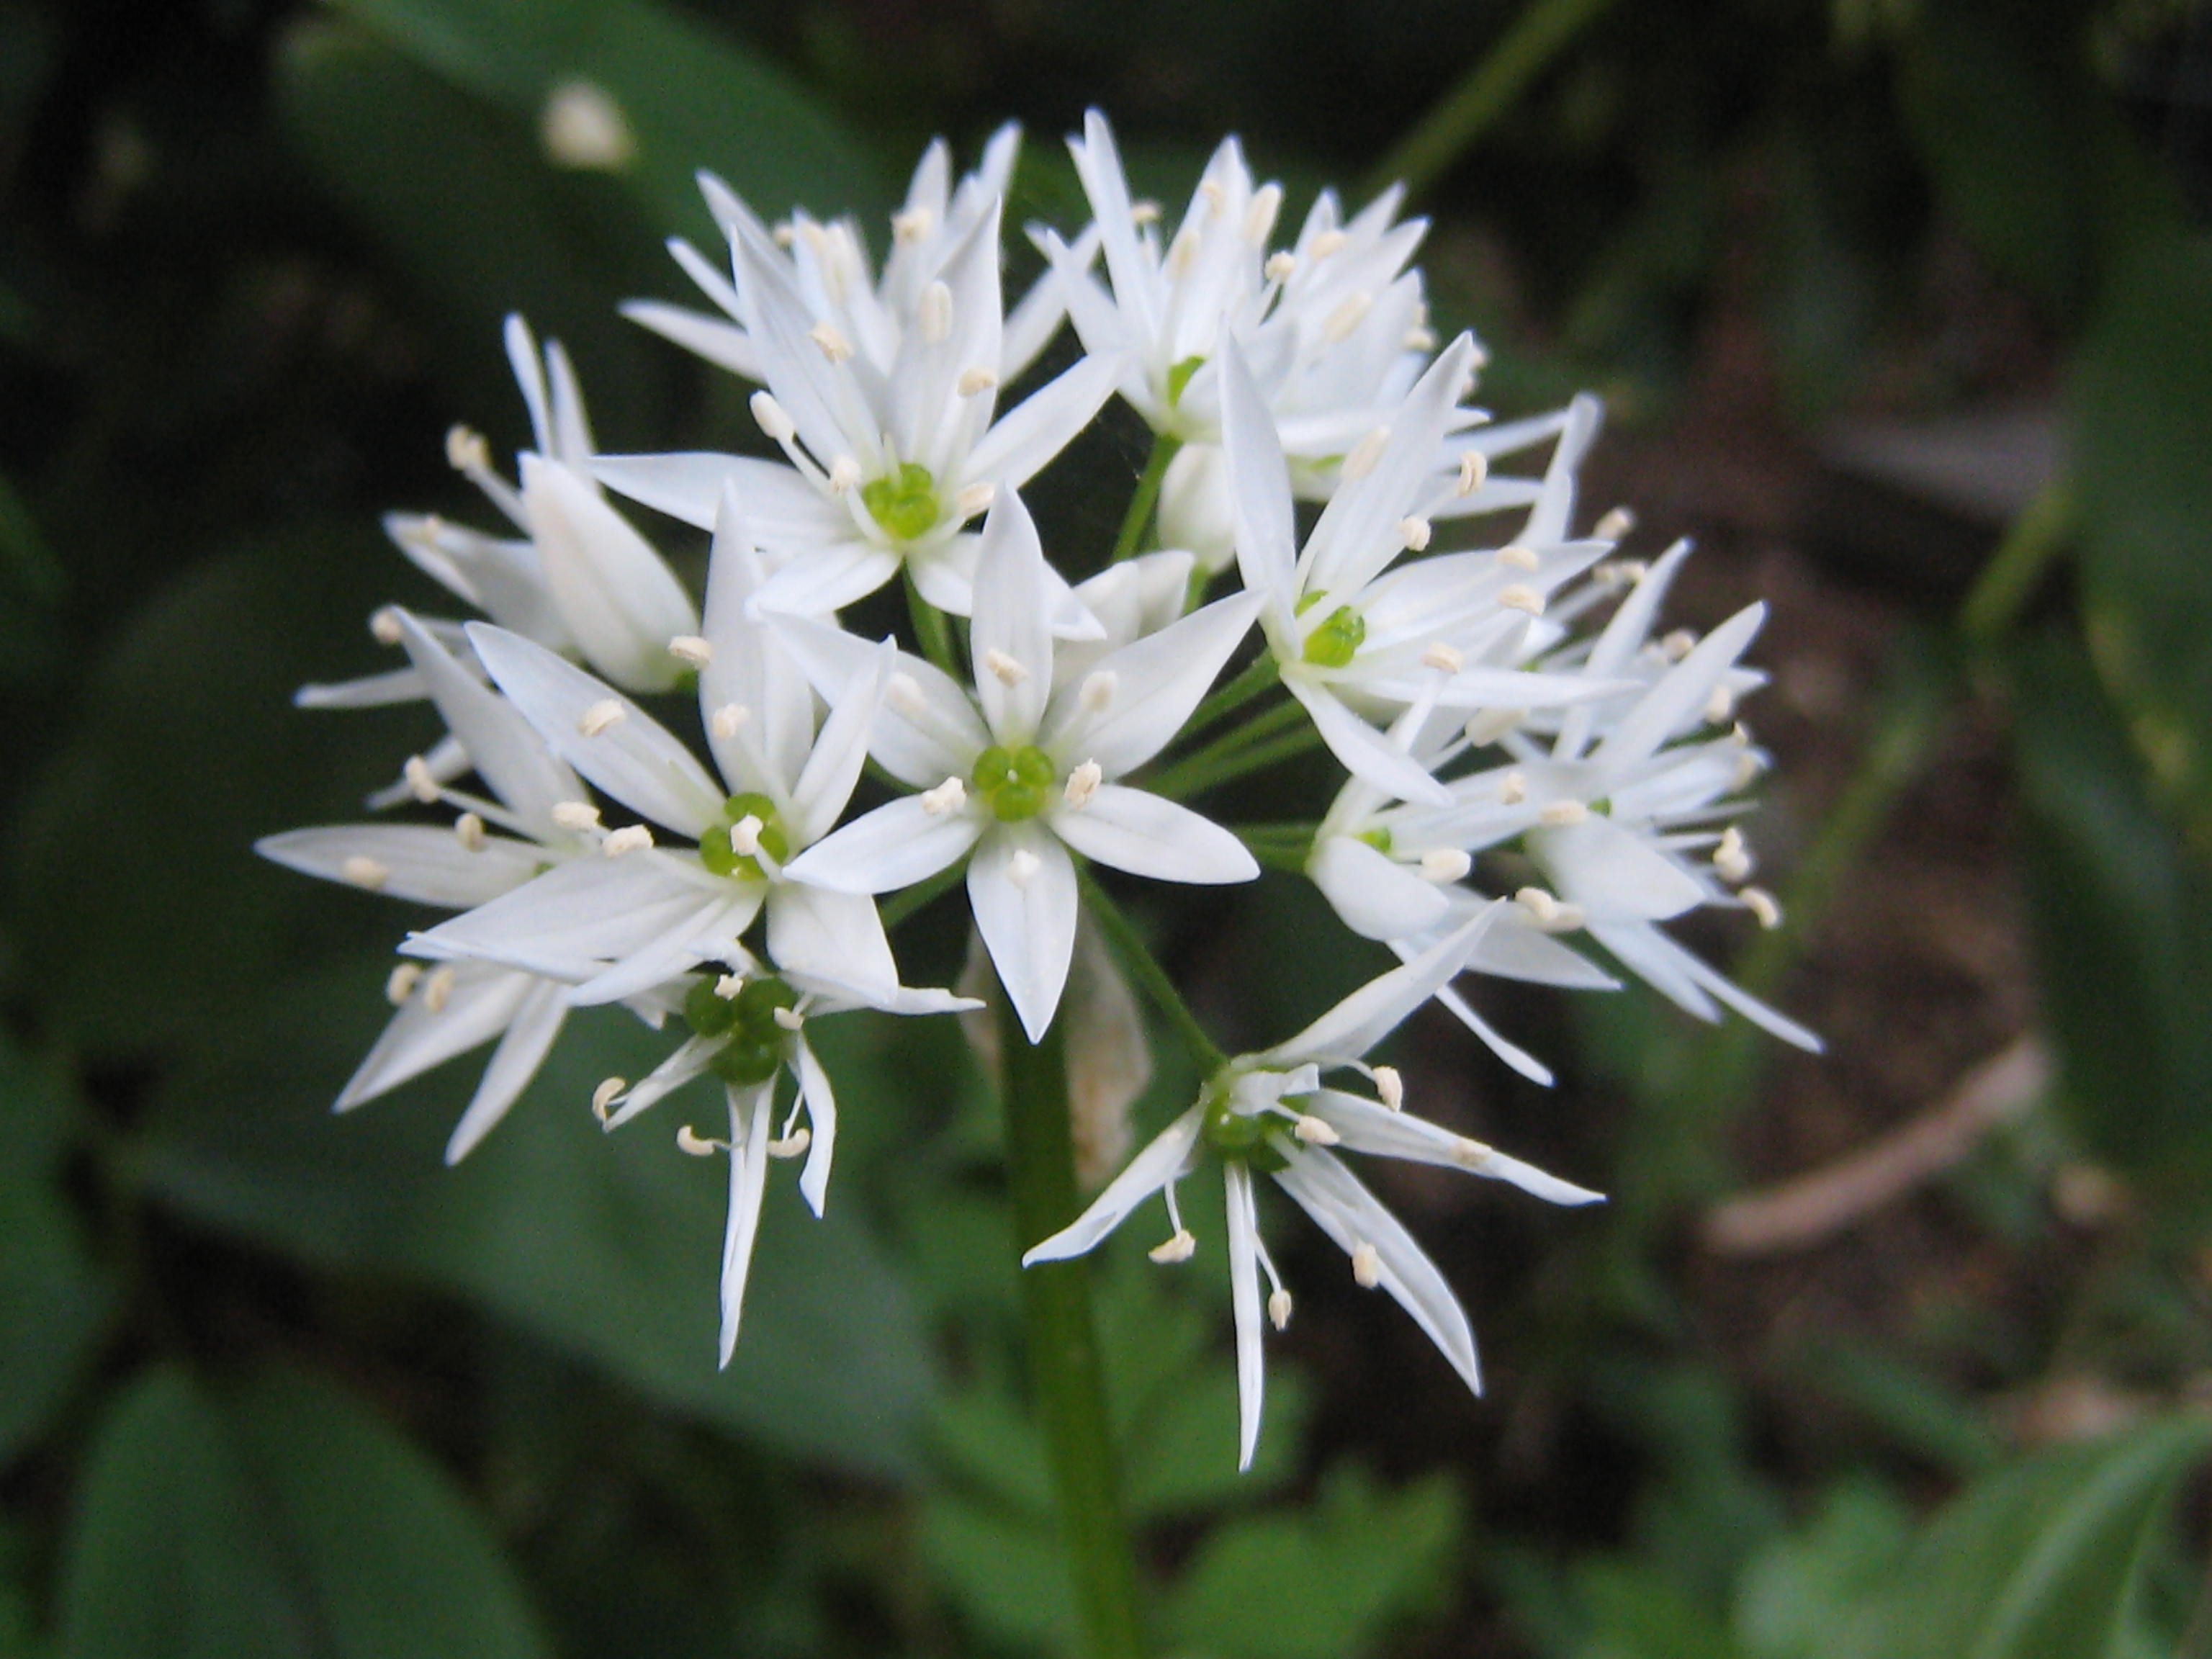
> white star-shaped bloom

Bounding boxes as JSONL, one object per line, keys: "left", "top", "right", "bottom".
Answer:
{"left": 1025, "top": 909, "right": 1601, "bottom": 1467}
{"left": 779, "top": 487, "right": 1262, "bottom": 1040}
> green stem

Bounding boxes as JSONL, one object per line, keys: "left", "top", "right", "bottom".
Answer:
{"left": 1146, "top": 698, "right": 1308, "bottom": 799}
{"left": 1186, "top": 652, "right": 1282, "bottom": 737}
{"left": 1110, "top": 432, "right": 1183, "bottom": 565}
{"left": 907, "top": 571, "right": 961, "bottom": 678}
{"left": 1366, "top": 0, "right": 1619, "bottom": 204}
{"left": 995, "top": 994, "right": 1149, "bottom": 1659}
{"left": 1230, "top": 822, "right": 1320, "bottom": 873}
{"left": 1151, "top": 719, "right": 1323, "bottom": 801}
{"left": 880, "top": 863, "right": 965, "bottom": 930}
{"left": 1959, "top": 480, "right": 2071, "bottom": 649}
{"left": 1077, "top": 868, "right": 1228, "bottom": 1072}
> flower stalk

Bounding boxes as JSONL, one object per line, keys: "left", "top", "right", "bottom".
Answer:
{"left": 1110, "top": 431, "right": 1184, "bottom": 565}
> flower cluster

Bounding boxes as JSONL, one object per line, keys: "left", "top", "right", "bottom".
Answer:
{"left": 263, "top": 115, "right": 1816, "bottom": 1461}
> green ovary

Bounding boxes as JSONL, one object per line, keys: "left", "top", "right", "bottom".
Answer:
{"left": 698, "top": 791, "right": 791, "bottom": 881}
{"left": 685, "top": 974, "right": 801, "bottom": 1086}
{"left": 1300, "top": 604, "right": 1365, "bottom": 668}
{"left": 861, "top": 462, "right": 940, "bottom": 541}
{"left": 1199, "top": 1079, "right": 1290, "bottom": 1174}
{"left": 971, "top": 743, "right": 1058, "bottom": 822}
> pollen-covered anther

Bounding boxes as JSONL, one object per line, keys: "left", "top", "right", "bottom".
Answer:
{"left": 767, "top": 1126, "right": 811, "bottom": 1159}
{"left": 956, "top": 481, "right": 997, "bottom": 518}
{"left": 824, "top": 455, "right": 861, "bottom": 495}
{"left": 667, "top": 634, "right": 712, "bottom": 667}
{"left": 1323, "top": 290, "right": 1374, "bottom": 343}
{"left": 454, "top": 812, "right": 487, "bottom": 851}
{"left": 1244, "top": 183, "right": 1282, "bottom": 243}
{"left": 770, "top": 221, "right": 796, "bottom": 248}
{"left": 603, "top": 824, "right": 653, "bottom": 858}
{"left": 920, "top": 775, "right": 967, "bottom": 816}
{"left": 1264, "top": 251, "right": 1298, "bottom": 282}
{"left": 1420, "top": 848, "right": 1472, "bottom": 883}
{"left": 806, "top": 321, "right": 855, "bottom": 364}
{"left": 341, "top": 855, "right": 390, "bottom": 891}
{"left": 771, "top": 1004, "right": 806, "bottom": 1032}
{"left": 1594, "top": 558, "right": 1650, "bottom": 589}
{"left": 444, "top": 424, "right": 492, "bottom": 474}
{"left": 710, "top": 702, "right": 750, "bottom": 738}
{"left": 385, "top": 962, "right": 422, "bottom": 1006}
{"left": 918, "top": 280, "right": 953, "bottom": 345}
{"left": 1372, "top": 1064, "right": 1404, "bottom": 1112}
{"left": 1450, "top": 1136, "right": 1497, "bottom": 1170}
{"left": 1079, "top": 670, "right": 1118, "bottom": 712}
{"left": 714, "top": 973, "right": 745, "bottom": 999}
{"left": 1496, "top": 769, "right": 1529, "bottom": 804}
{"left": 1705, "top": 683, "right": 1737, "bottom": 724}
{"left": 1343, "top": 425, "right": 1390, "bottom": 480}
{"left": 1351, "top": 1241, "right": 1382, "bottom": 1288}
{"left": 1166, "top": 225, "right": 1201, "bottom": 279}
{"left": 1064, "top": 760, "right": 1103, "bottom": 809}
{"left": 1539, "top": 799, "right": 1589, "bottom": 827}
{"left": 1198, "top": 179, "right": 1226, "bottom": 213}
{"left": 1148, "top": 1228, "right": 1197, "bottom": 1264}
{"left": 1734, "top": 750, "right": 1763, "bottom": 791}
{"left": 1292, "top": 1114, "right": 1341, "bottom": 1146}
{"left": 887, "top": 673, "right": 927, "bottom": 718}
{"left": 591, "top": 1076, "right": 626, "bottom": 1121}
{"left": 1714, "top": 825, "right": 1751, "bottom": 884}
{"left": 1497, "top": 544, "right": 1541, "bottom": 572}
{"left": 750, "top": 391, "right": 796, "bottom": 443}
{"left": 1594, "top": 505, "right": 1637, "bottom": 541}
{"left": 1007, "top": 849, "right": 1043, "bottom": 889}
{"left": 1268, "top": 1288, "right": 1293, "bottom": 1329}
{"left": 1399, "top": 516, "right": 1434, "bottom": 553}
{"left": 369, "top": 607, "right": 405, "bottom": 645}
{"left": 983, "top": 648, "right": 1028, "bottom": 685}
{"left": 727, "top": 815, "right": 765, "bottom": 858}
{"left": 676, "top": 1125, "right": 722, "bottom": 1157}
{"left": 1516, "top": 886, "right": 1562, "bottom": 925}
{"left": 551, "top": 799, "right": 601, "bottom": 832}
{"left": 1421, "top": 641, "right": 1463, "bottom": 673}
{"left": 1661, "top": 629, "right": 1696, "bottom": 662}
{"left": 1742, "top": 886, "right": 1782, "bottom": 930}
{"left": 403, "top": 755, "right": 440, "bottom": 804}
{"left": 1129, "top": 199, "right": 1161, "bottom": 225}
{"left": 1457, "top": 450, "right": 1489, "bottom": 495}
{"left": 1498, "top": 583, "right": 1546, "bottom": 616}
{"left": 956, "top": 365, "right": 998, "bottom": 397}
{"left": 1308, "top": 228, "right": 1349, "bottom": 260}
{"left": 890, "top": 204, "right": 934, "bottom": 244}
{"left": 421, "top": 965, "right": 456, "bottom": 1015}
{"left": 578, "top": 698, "right": 626, "bottom": 737}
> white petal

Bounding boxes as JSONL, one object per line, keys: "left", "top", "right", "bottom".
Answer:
{"left": 1218, "top": 338, "right": 1298, "bottom": 619}
{"left": 1283, "top": 678, "right": 1452, "bottom": 807}
{"left": 1521, "top": 392, "right": 1602, "bottom": 548}
{"left": 1636, "top": 925, "right": 1824, "bottom": 1051}
{"left": 968, "top": 488, "right": 1055, "bottom": 741}
{"left": 619, "top": 299, "right": 761, "bottom": 378}
{"left": 793, "top": 1035, "right": 838, "bottom": 1217}
{"left": 336, "top": 963, "right": 535, "bottom": 1110}
{"left": 1591, "top": 603, "right": 1766, "bottom": 773}
{"left": 592, "top": 451, "right": 841, "bottom": 539}
{"left": 391, "top": 610, "right": 585, "bottom": 835}
{"left": 788, "top": 639, "right": 891, "bottom": 843}
{"left": 765, "top": 882, "right": 898, "bottom": 994}
{"left": 256, "top": 826, "right": 546, "bottom": 908}
{"left": 1529, "top": 816, "right": 1708, "bottom": 924}
{"left": 968, "top": 824, "right": 1079, "bottom": 1042}
{"left": 408, "top": 853, "right": 726, "bottom": 980}
{"left": 774, "top": 616, "right": 989, "bottom": 787}
{"left": 718, "top": 1083, "right": 775, "bottom": 1365}
{"left": 1269, "top": 903, "right": 1499, "bottom": 1064}
{"left": 1586, "top": 920, "right": 1720, "bottom": 1022}
{"left": 1040, "top": 590, "right": 1262, "bottom": 776}
{"left": 1552, "top": 542, "right": 1690, "bottom": 760}
{"left": 599, "top": 1032, "right": 723, "bottom": 1129}
{"left": 781, "top": 795, "right": 984, "bottom": 894}
{"left": 1046, "top": 785, "right": 1256, "bottom": 884}
{"left": 1225, "top": 1162, "right": 1267, "bottom": 1472}
{"left": 1431, "top": 978, "right": 1558, "bottom": 1087}
{"left": 294, "top": 667, "right": 428, "bottom": 709}
{"left": 698, "top": 490, "right": 815, "bottom": 796}
{"left": 747, "top": 538, "right": 907, "bottom": 619}
{"left": 1308, "top": 835, "right": 1450, "bottom": 941}
{"left": 467, "top": 624, "right": 725, "bottom": 837}
{"left": 567, "top": 893, "right": 757, "bottom": 1006}
{"left": 1023, "top": 1105, "right": 1205, "bottom": 1263}
{"left": 962, "top": 353, "right": 1123, "bottom": 490}
{"left": 1304, "top": 1089, "right": 1602, "bottom": 1203}
{"left": 519, "top": 455, "right": 699, "bottom": 692}
{"left": 444, "top": 978, "right": 567, "bottom": 1162}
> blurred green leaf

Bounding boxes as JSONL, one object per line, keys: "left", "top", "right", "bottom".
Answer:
{"left": 322, "top": 0, "right": 884, "bottom": 236}
{"left": 917, "top": 1491, "right": 1076, "bottom": 1654}
{"left": 1835, "top": 1413, "right": 2212, "bottom": 1659}
{"left": 1162, "top": 1464, "right": 1464, "bottom": 1659}
{"left": 138, "top": 958, "right": 936, "bottom": 1477}
{"left": 1735, "top": 1481, "right": 1911, "bottom": 1659}
{"left": 1567, "top": 1559, "right": 1740, "bottom": 1659}
{"left": 2071, "top": 231, "right": 2212, "bottom": 838}
{"left": 59, "top": 1364, "right": 551, "bottom": 1659}
{"left": 2010, "top": 635, "right": 2212, "bottom": 1231}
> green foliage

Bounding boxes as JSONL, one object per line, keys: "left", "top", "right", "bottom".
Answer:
{"left": 58, "top": 1365, "right": 550, "bottom": 1659}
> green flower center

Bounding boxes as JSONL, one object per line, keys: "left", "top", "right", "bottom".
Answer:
{"left": 970, "top": 743, "right": 1058, "bottom": 822}
{"left": 698, "top": 791, "right": 790, "bottom": 881}
{"left": 1357, "top": 826, "right": 1393, "bottom": 855}
{"left": 861, "top": 462, "right": 940, "bottom": 542}
{"left": 685, "top": 973, "right": 801, "bottom": 1087}
{"left": 1198, "top": 1076, "right": 1291, "bottom": 1174}
{"left": 1300, "top": 603, "right": 1366, "bottom": 669}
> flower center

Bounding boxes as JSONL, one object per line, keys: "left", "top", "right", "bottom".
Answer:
{"left": 685, "top": 974, "right": 799, "bottom": 1086}
{"left": 861, "top": 461, "right": 940, "bottom": 541}
{"left": 1198, "top": 1076, "right": 1292, "bottom": 1173}
{"left": 1300, "top": 603, "right": 1366, "bottom": 669}
{"left": 970, "top": 743, "right": 1057, "bottom": 822}
{"left": 698, "top": 791, "right": 790, "bottom": 881}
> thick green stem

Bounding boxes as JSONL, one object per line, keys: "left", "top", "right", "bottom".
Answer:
{"left": 996, "top": 994, "right": 1149, "bottom": 1659}
{"left": 1367, "top": 0, "right": 1618, "bottom": 203}
{"left": 1110, "top": 433, "right": 1183, "bottom": 565}
{"left": 1146, "top": 698, "right": 1310, "bottom": 799}
{"left": 1077, "top": 868, "right": 1228, "bottom": 1072}
{"left": 907, "top": 571, "right": 961, "bottom": 678}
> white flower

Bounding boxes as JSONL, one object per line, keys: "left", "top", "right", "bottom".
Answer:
{"left": 779, "top": 487, "right": 1262, "bottom": 1040}
{"left": 1219, "top": 335, "right": 1619, "bottom": 804}
{"left": 595, "top": 179, "right": 1119, "bottom": 627}
{"left": 258, "top": 611, "right": 608, "bottom": 1162}
{"left": 1025, "top": 909, "right": 1601, "bottom": 1467}
{"left": 302, "top": 317, "right": 697, "bottom": 709}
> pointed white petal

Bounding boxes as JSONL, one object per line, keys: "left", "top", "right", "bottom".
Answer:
{"left": 962, "top": 353, "right": 1124, "bottom": 489}
{"left": 765, "top": 882, "right": 899, "bottom": 994}
{"left": 788, "top": 640, "right": 891, "bottom": 843}
{"left": 1586, "top": 920, "right": 1721, "bottom": 1022}
{"left": 1225, "top": 1162, "right": 1267, "bottom": 1472}
{"left": 1023, "top": 1105, "right": 1205, "bottom": 1263}
{"left": 1432, "top": 977, "right": 1559, "bottom": 1086}
{"left": 774, "top": 616, "right": 989, "bottom": 786}
{"left": 1284, "top": 678, "right": 1452, "bottom": 807}
{"left": 592, "top": 451, "right": 841, "bottom": 539}
{"left": 620, "top": 299, "right": 761, "bottom": 378}
{"left": 1046, "top": 785, "right": 1257, "bottom": 884}
{"left": 390, "top": 609, "right": 585, "bottom": 834}
{"left": 1529, "top": 816, "right": 1708, "bottom": 924}
{"left": 1591, "top": 603, "right": 1766, "bottom": 773}
{"left": 1041, "top": 591, "right": 1262, "bottom": 776}
{"left": 781, "top": 795, "right": 984, "bottom": 894}
{"left": 748, "top": 538, "right": 907, "bottom": 619}
{"left": 1648, "top": 927, "right": 1823, "bottom": 1051}
{"left": 968, "top": 489, "right": 1056, "bottom": 741}
{"left": 1303, "top": 1089, "right": 1601, "bottom": 1203}
{"left": 793, "top": 1036, "right": 838, "bottom": 1216}
{"left": 1269, "top": 904, "right": 1499, "bottom": 1064}
{"left": 968, "top": 824, "right": 1079, "bottom": 1042}
{"left": 256, "top": 826, "right": 546, "bottom": 908}
{"left": 567, "top": 893, "right": 756, "bottom": 1007}
{"left": 444, "top": 978, "right": 567, "bottom": 1162}
{"left": 336, "top": 964, "right": 535, "bottom": 1111}
{"left": 408, "top": 853, "right": 725, "bottom": 979}
{"left": 1218, "top": 338, "right": 1298, "bottom": 618}
{"left": 718, "top": 1083, "right": 775, "bottom": 1365}
{"left": 294, "top": 667, "right": 428, "bottom": 709}
{"left": 518, "top": 455, "right": 699, "bottom": 692}
{"left": 1308, "top": 834, "right": 1451, "bottom": 941}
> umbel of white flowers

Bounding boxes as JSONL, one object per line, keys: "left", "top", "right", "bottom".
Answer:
{"left": 260, "top": 112, "right": 1817, "bottom": 1465}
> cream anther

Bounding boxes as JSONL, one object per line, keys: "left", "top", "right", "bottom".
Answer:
{"left": 1308, "top": 228, "right": 1349, "bottom": 259}
{"left": 1148, "top": 1228, "right": 1197, "bottom": 1264}
{"left": 920, "top": 776, "right": 967, "bottom": 817}
{"left": 1403, "top": 325, "right": 1439, "bottom": 350}
{"left": 1166, "top": 225, "right": 1201, "bottom": 278}
{"left": 1292, "top": 1114, "right": 1341, "bottom": 1146}
{"left": 1457, "top": 450, "right": 1489, "bottom": 495}
{"left": 1733, "top": 750, "right": 1763, "bottom": 791}
{"left": 385, "top": 962, "right": 422, "bottom": 1005}
{"left": 1343, "top": 426, "right": 1390, "bottom": 480}
{"left": 1496, "top": 544, "right": 1541, "bottom": 571}
{"left": 1129, "top": 199, "right": 1161, "bottom": 225}
{"left": 956, "top": 481, "right": 997, "bottom": 518}
{"left": 421, "top": 965, "right": 457, "bottom": 1015}
{"left": 1496, "top": 769, "right": 1529, "bottom": 804}
{"left": 1465, "top": 706, "right": 1527, "bottom": 746}
{"left": 827, "top": 455, "right": 861, "bottom": 494}
{"left": 1498, "top": 583, "right": 1546, "bottom": 616}
{"left": 1594, "top": 506, "right": 1637, "bottom": 541}
{"left": 1264, "top": 251, "right": 1298, "bottom": 282}
{"left": 1398, "top": 516, "right": 1434, "bottom": 552}
{"left": 750, "top": 390, "right": 796, "bottom": 443}
{"left": 592, "top": 1078, "right": 626, "bottom": 1121}
{"left": 887, "top": 673, "right": 927, "bottom": 718}
{"left": 1372, "top": 1064, "right": 1404, "bottom": 1112}
{"left": 667, "top": 634, "right": 712, "bottom": 667}
{"left": 1421, "top": 642, "right": 1464, "bottom": 673}
{"left": 1351, "top": 1241, "right": 1382, "bottom": 1288}
{"left": 1079, "top": 670, "right": 1118, "bottom": 712}
{"left": 676, "top": 1125, "right": 720, "bottom": 1156}
{"left": 728, "top": 815, "right": 764, "bottom": 858}
{"left": 1420, "top": 848, "right": 1472, "bottom": 883}
{"left": 1268, "top": 1288, "right": 1293, "bottom": 1329}
{"left": 1516, "top": 886, "right": 1585, "bottom": 933}
{"left": 1064, "top": 760, "right": 1103, "bottom": 809}
{"left": 890, "top": 204, "right": 934, "bottom": 244}
{"left": 578, "top": 698, "right": 626, "bottom": 737}
{"left": 918, "top": 280, "right": 953, "bottom": 345}
{"left": 454, "top": 812, "right": 487, "bottom": 851}
{"left": 1450, "top": 1136, "right": 1496, "bottom": 1171}
{"left": 1593, "top": 558, "right": 1650, "bottom": 588}
{"left": 806, "top": 321, "right": 855, "bottom": 364}
{"left": 710, "top": 702, "right": 750, "bottom": 739}
{"left": 714, "top": 973, "right": 745, "bottom": 999}
{"left": 1704, "top": 683, "right": 1737, "bottom": 724}
{"left": 956, "top": 365, "right": 999, "bottom": 397}
{"left": 1007, "top": 849, "right": 1043, "bottom": 889}
{"left": 541, "top": 78, "right": 635, "bottom": 171}
{"left": 341, "top": 855, "right": 391, "bottom": 891}
{"left": 403, "top": 755, "right": 440, "bottom": 804}
{"left": 1323, "top": 290, "right": 1374, "bottom": 343}
{"left": 983, "top": 648, "right": 1028, "bottom": 685}
{"left": 1539, "top": 799, "right": 1589, "bottom": 826}
{"left": 1661, "top": 629, "right": 1696, "bottom": 661}
{"left": 603, "top": 824, "right": 653, "bottom": 858}
{"left": 1198, "top": 179, "right": 1226, "bottom": 213}
{"left": 1714, "top": 825, "right": 1750, "bottom": 884}
{"left": 369, "top": 607, "right": 405, "bottom": 645}
{"left": 444, "top": 424, "right": 491, "bottom": 474}
{"left": 768, "top": 1127, "right": 812, "bottom": 1158}
{"left": 1742, "top": 886, "right": 1782, "bottom": 930}
{"left": 770, "top": 222, "right": 796, "bottom": 248}
{"left": 771, "top": 1004, "right": 806, "bottom": 1032}
{"left": 552, "top": 799, "right": 601, "bottom": 831}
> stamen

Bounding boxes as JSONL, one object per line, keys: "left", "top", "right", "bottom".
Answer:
{"left": 917, "top": 280, "right": 953, "bottom": 345}
{"left": 771, "top": 1004, "right": 806, "bottom": 1031}
{"left": 1421, "top": 641, "right": 1463, "bottom": 673}
{"left": 444, "top": 424, "right": 492, "bottom": 475}
{"left": 1343, "top": 426, "right": 1390, "bottom": 480}
{"left": 676, "top": 1125, "right": 721, "bottom": 1156}
{"left": 454, "top": 812, "right": 487, "bottom": 851}
{"left": 891, "top": 204, "right": 934, "bottom": 244}
{"left": 1129, "top": 199, "right": 1161, "bottom": 225}
{"left": 341, "top": 855, "right": 390, "bottom": 891}
{"left": 1064, "top": 760, "right": 1103, "bottom": 809}
{"left": 715, "top": 972, "right": 745, "bottom": 999}
{"left": 983, "top": 648, "right": 1028, "bottom": 685}
{"left": 1496, "top": 544, "right": 1541, "bottom": 571}
{"left": 1498, "top": 583, "right": 1545, "bottom": 615}
{"left": 1457, "top": 451, "right": 1489, "bottom": 495}
{"left": 1594, "top": 505, "right": 1637, "bottom": 540}
{"left": 1198, "top": 179, "right": 1226, "bottom": 213}
{"left": 1372, "top": 1064, "right": 1404, "bottom": 1112}
{"left": 603, "top": 824, "right": 654, "bottom": 857}
{"left": 552, "top": 799, "right": 602, "bottom": 831}
{"left": 956, "top": 365, "right": 998, "bottom": 397}
{"left": 1268, "top": 1287, "right": 1293, "bottom": 1329}
{"left": 1593, "top": 558, "right": 1649, "bottom": 588}
{"left": 806, "top": 321, "right": 855, "bottom": 364}
{"left": 770, "top": 222, "right": 796, "bottom": 248}
{"left": 1733, "top": 750, "right": 1763, "bottom": 791}
{"left": 403, "top": 755, "right": 440, "bottom": 804}
{"left": 1539, "top": 799, "right": 1588, "bottom": 826}
{"left": 1079, "top": 670, "right": 1118, "bottom": 711}
{"left": 578, "top": 699, "right": 626, "bottom": 737}
{"left": 369, "top": 607, "right": 405, "bottom": 645}
{"left": 1450, "top": 1136, "right": 1496, "bottom": 1170}
{"left": 385, "top": 962, "right": 422, "bottom": 1005}
{"left": 920, "top": 776, "right": 967, "bottom": 816}
{"left": 1399, "top": 516, "right": 1434, "bottom": 554}
{"left": 1148, "top": 1228, "right": 1197, "bottom": 1264}
{"left": 1714, "top": 825, "right": 1751, "bottom": 884}
{"left": 768, "top": 1126, "right": 812, "bottom": 1158}
{"left": 827, "top": 455, "right": 861, "bottom": 494}
{"left": 728, "top": 815, "right": 764, "bottom": 857}
{"left": 956, "top": 480, "right": 996, "bottom": 518}
{"left": 1351, "top": 1241, "right": 1382, "bottom": 1288}
{"left": 710, "top": 703, "right": 750, "bottom": 738}
{"left": 667, "top": 634, "right": 712, "bottom": 667}
{"left": 1308, "top": 228, "right": 1349, "bottom": 259}
{"left": 1704, "top": 683, "right": 1737, "bottom": 724}
{"left": 591, "top": 1076, "right": 626, "bottom": 1121}
{"left": 1420, "top": 848, "right": 1472, "bottom": 883}
{"left": 887, "top": 673, "right": 927, "bottom": 717}
{"left": 1661, "top": 629, "right": 1696, "bottom": 661}
{"left": 1465, "top": 707, "right": 1527, "bottom": 746}
{"left": 1323, "top": 290, "right": 1373, "bottom": 343}
{"left": 1496, "top": 769, "right": 1529, "bottom": 804}
{"left": 750, "top": 391, "right": 796, "bottom": 443}
{"left": 1403, "top": 326, "right": 1438, "bottom": 350}
{"left": 1742, "top": 886, "right": 1782, "bottom": 930}
{"left": 1007, "top": 849, "right": 1042, "bottom": 889}
{"left": 421, "top": 965, "right": 456, "bottom": 1014}
{"left": 1292, "top": 1114, "right": 1340, "bottom": 1145}
{"left": 1264, "top": 251, "right": 1298, "bottom": 282}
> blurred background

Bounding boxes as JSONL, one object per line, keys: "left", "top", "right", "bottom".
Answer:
{"left": 4, "top": 0, "right": 2212, "bottom": 1654}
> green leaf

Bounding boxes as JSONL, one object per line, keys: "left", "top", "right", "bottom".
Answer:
{"left": 1162, "top": 1464, "right": 1465, "bottom": 1659}
{"left": 138, "top": 958, "right": 936, "bottom": 1477}
{"left": 917, "top": 1491, "right": 1076, "bottom": 1654}
{"left": 2009, "top": 634, "right": 2212, "bottom": 1229}
{"left": 58, "top": 1364, "right": 551, "bottom": 1659}
{"left": 1735, "top": 1481, "right": 1912, "bottom": 1659}
{"left": 1835, "top": 1415, "right": 2212, "bottom": 1659}
{"left": 321, "top": 0, "right": 884, "bottom": 236}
